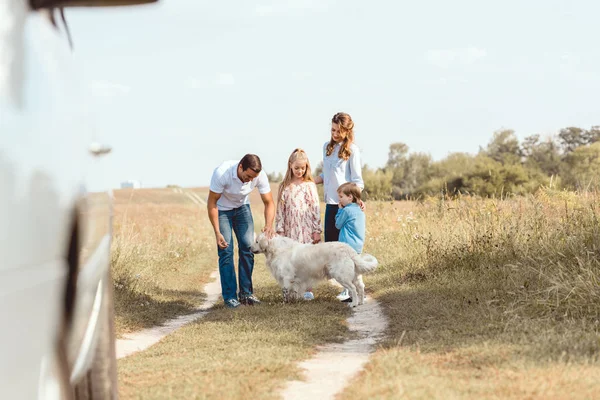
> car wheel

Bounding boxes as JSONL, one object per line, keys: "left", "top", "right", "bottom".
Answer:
{"left": 72, "top": 270, "right": 118, "bottom": 400}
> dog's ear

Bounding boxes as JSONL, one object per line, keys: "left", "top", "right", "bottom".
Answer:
{"left": 259, "top": 233, "right": 269, "bottom": 251}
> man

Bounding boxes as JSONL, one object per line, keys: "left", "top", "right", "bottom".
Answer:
{"left": 207, "top": 154, "right": 275, "bottom": 308}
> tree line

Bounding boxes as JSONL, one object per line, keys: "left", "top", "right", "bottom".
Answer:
{"left": 363, "top": 125, "right": 600, "bottom": 200}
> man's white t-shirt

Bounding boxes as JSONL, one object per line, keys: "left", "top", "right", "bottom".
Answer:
{"left": 209, "top": 160, "right": 271, "bottom": 211}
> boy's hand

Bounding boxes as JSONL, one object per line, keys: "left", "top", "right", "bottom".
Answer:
{"left": 338, "top": 202, "right": 343, "bottom": 209}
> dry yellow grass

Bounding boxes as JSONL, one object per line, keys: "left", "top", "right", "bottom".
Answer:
{"left": 114, "top": 186, "right": 600, "bottom": 399}
{"left": 341, "top": 190, "right": 600, "bottom": 399}
{"left": 111, "top": 188, "right": 217, "bottom": 335}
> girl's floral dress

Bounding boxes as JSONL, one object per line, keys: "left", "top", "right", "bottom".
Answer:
{"left": 275, "top": 181, "right": 322, "bottom": 243}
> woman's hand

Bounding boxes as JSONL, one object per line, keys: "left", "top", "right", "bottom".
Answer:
{"left": 359, "top": 200, "right": 366, "bottom": 211}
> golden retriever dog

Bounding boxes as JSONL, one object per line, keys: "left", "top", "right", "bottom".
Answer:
{"left": 250, "top": 233, "right": 378, "bottom": 307}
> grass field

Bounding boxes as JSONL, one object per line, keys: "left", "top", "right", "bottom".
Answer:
{"left": 111, "top": 188, "right": 216, "bottom": 335}
{"left": 114, "top": 186, "right": 600, "bottom": 399}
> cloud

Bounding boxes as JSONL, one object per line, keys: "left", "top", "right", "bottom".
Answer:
{"left": 426, "top": 47, "right": 487, "bottom": 69}
{"left": 186, "top": 77, "right": 205, "bottom": 90}
{"left": 186, "top": 73, "right": 235, "bottom": 89}
{"left": 215, "top": 73, "right": 235, "bottom": 86}
{"left": 559, "top": 52, "right": 580, "bottom": 68}
{"left": 89, "top": 80, "right": 131, "bottom": 97}
{"left": 255, "top": 0, "right": 332, "bottom": 16}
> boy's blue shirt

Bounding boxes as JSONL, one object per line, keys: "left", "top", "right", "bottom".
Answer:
{"left": 335, "top": 203, "right": 365, "bottom": 253}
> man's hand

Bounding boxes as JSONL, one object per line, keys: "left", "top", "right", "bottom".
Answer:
{"left": 262, "top": 225, "right": 275, "bottom": 238}
{"left": 311, "top": 232, "right": 321, "bottom": 244}
{"left": 215, "top": 232, "right": 228, "bottom": 249}
{"left": 359, "top": 200, "right": 366, "bottom": 211}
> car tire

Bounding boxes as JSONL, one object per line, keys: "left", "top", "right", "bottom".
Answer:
{"left": 72, "top": 270, "right": 118, "bottom": 400}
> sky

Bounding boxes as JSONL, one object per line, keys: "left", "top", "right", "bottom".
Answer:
{"left": 63, "top": 0, "right": 600, "bottom": 190}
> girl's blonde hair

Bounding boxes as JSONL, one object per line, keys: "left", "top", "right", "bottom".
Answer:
{"left": 278, "top": 148, "right": 314, "bottom": 201}
{"left": 326, "top": 112, "right": 355, "bottom": 160}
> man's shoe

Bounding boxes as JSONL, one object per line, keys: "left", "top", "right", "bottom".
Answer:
{"left": 239, "top": 294, "right": 261, "bottom": 305}
{"left": 225, "top": 298, "right": 241, "bottom": 308}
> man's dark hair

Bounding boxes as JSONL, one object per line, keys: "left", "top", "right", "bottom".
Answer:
{"left": 239, "top": 154, "right": 262, "bottom": 173}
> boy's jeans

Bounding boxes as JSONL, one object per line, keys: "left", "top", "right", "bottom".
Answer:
{"left": 217, "top": 204, "right": 255, "bottom": 301}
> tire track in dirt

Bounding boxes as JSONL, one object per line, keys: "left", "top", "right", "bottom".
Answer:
{"left": 281, "top": 296, "right": 388, "bottom": 400}
{"left": 116, "top": 271, "right": 221, "bottom": 359}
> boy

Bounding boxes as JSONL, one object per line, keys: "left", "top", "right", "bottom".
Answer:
{"left": 335, "top": 182, "right": 365, "bottom": 302}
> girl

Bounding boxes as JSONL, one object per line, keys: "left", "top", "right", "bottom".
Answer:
{"left": 314, "top": 112, "right": 365, "bottom": 301}
{"left": 275, "top": 148, "right": 322, "bottom": 300}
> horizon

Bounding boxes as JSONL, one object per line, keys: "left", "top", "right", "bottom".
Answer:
{"left": 60, "top": 0, "right": 599, "bottom": 191}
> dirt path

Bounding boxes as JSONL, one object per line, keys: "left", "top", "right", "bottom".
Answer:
{"left": 116, "top": 273, "right": 389, "bottom": 399}
{"left": 116, "top": 270, "right": 221, "bottom": 359}
{"left": 280, "top": 296, "right": 389, "bottom": 400}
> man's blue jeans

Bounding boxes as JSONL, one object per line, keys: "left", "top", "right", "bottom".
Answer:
{"left": 217, "top": 204, "right": 255, "bottom": 301}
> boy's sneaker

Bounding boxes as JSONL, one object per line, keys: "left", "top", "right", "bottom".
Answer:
{"left": 341, "top": 296, "right": 353, "bottom": 303}
{"left": 303, "top": 291, "right": 315, "bottom": 301}
{"left": 239, "top": 294, "right": 261, "bottom": 305}
{"left": 336, "top": 289, "right": 350, "bottom": 301}
{"left": 225, "top": 299, "right": 241, "bottom": 308}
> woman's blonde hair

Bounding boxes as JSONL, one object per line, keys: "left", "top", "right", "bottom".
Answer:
{"left": 326, "top": 112, "right": 355, "bottom": 160}
{"left": 278, "top": 148, "right": 314, "bottom": 201}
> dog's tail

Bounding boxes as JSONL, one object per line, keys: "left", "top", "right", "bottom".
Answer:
{"left": 352, "top": 252, "right": 378, "bottom": 274}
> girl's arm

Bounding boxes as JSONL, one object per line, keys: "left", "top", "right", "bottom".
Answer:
{"left": 275, "top": 189, "right": 285, "bottom": 234}
{"left": 308, "top": 183, "right": 322, "bottom": 234}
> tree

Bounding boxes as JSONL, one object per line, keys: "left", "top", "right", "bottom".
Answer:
{"left": 362, "top": 165, "right": 393, "bottom": 200}
{"left": 462, "top": 155, "right": 529, "bottom": 197}
{"left": 587, "top": 126, "right": 600, "bottom": 144}
{"left": 402, "top": 152, "right": 432, "bottom": 193}
{"left": 267, "top": 171, "right": 283, "bottom": 182}
{"left": 485, "top": 129, "right": 521, "bottom": 165}
{"left": 558, "top": 127, "right": 588, "bottom": 153}
{"left": 416, "top": 152, "right": 476, "bottom": 196}
{"left": 386, "top": 142, "right": 409, "bottom": 187}
{"left": 522, "top": 134, "right": 561, "bottom": 176}
{"left": 386, "top": 142, "right": 409, "bottom": 169}
{"left": 561, "top": 142, "right": 600, "bottom": 190}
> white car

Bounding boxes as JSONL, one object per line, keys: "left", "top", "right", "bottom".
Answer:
{"left": 0, "top": 1, "right": 156, "bottom": 398}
